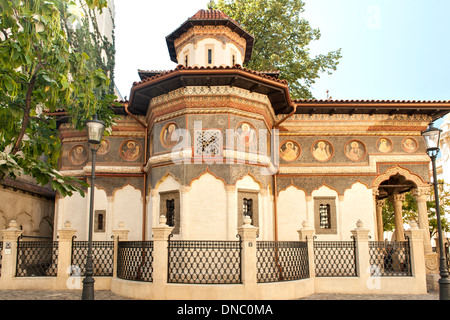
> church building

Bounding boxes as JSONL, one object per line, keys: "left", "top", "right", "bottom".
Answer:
{"left": 55, "top": 8, "right": 450, "bottom": 273}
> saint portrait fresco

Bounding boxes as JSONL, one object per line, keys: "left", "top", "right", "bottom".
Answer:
{"left": 97, "top": 139, "right": 110, "bottom": 155}
{"left": 68, "top": 145, "right": 88, "bottom": 166}
{"left": 279, "top": 140, "right": 300, "bottom": 162}
{"left": 120, "top": 140, "right": 142, "bottom": 161}
{"left": 312, "top": 140, "right": 333, "bottom": 161}
{"left": 235, "top": 122, "right": 257, "bottom": 148}
{"left": 377, "top": 138, "right": 393, "bottom": 153}
{"left": 402, "top": 137, "right": 418, "bottom": 153}
{"left": 160, "top": 122, "right": 180, "bottom": 149}
{"left": 345, "top": 140, "right": 366, "bottom": 161}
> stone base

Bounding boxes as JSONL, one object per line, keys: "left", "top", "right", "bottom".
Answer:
{"left": 426, "top": 274, "right": 440, "bottom": 291}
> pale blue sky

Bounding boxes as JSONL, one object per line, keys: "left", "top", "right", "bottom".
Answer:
{"left": 114, "top": 0, "right": 450, "bottom": 103}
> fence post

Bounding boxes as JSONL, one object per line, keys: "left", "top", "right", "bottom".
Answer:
{"left": 404, "top": 221, "right": 426, "bottom": 285}
{"left": 0, "top": 220, "right": 23, "bottom": 281}
{"left": 351, "top": 220, "right": 370, "bottom": 283}
{"left": 237, "top": 215, "right": 258, "bottom": 290}
{"left": 57, "top": 221, "right": 77, "bottom": 289}
{"left": 112, "top": 222, "right": 129, "bottom": 278}
{"left": 152, "top": 215, "right": 173, "bottom": 295}
{"left": 298, "top": 221, "right": 315, "bottom": 278}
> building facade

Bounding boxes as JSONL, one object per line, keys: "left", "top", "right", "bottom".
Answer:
{"left": 55, "top": 9, "right": 450, "bottom": 278}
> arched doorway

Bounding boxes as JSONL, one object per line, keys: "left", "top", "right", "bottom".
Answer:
{"left": 372, "top": 166, "right": 430, "bottom": 245}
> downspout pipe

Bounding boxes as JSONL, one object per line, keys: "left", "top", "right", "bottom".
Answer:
{"left": 272, "top": 104, "right": 296, "bottom": 242}
{"left": 124, "top": 103, "right": 148, "bottom": 241}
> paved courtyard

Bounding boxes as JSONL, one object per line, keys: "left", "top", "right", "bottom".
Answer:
{"left": 0, "top": 289, "right": 439, "bottom": 300}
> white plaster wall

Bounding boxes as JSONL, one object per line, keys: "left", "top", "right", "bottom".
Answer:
{"left": 341, "top": 183, "right": 375, "bottom": 239}
{"left": 187, "top": 173, "right": 227, "bottom": 240}
{"left": 277, "top": 186, "right": 307, "bottom": 241}
{"left": 55, "top": 192, "right": 87, "bottom": 239}
{"left": 177, "top": 38, "right": 244, "bottom": 67}
{"left": 112, "top": 185, "right": 142, "bottom": 241}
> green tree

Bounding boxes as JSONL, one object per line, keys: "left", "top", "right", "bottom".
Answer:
{"left": 209, "top": 0, "right": 342, "bottom": 99}
{"left": 0, "top": 0, "right": 117, "bottom": 197}
{"left": 382, "top": 181, "right": 450, "bottom": 239}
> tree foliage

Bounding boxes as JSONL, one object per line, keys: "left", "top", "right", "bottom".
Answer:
{"left": 0, "top": 0, "right": 117, "bottom": 196}
{"left": 209, "top": 0, "right": 342, "bottom": 99}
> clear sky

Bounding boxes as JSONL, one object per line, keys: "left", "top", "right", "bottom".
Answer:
{"left": 114, "top": 0, "right": 450, "bottom": 103}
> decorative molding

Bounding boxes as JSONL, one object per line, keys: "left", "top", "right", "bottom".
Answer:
{"left": 279, "top": 154, "right": 429, "bottom": 174}
{"left": 371, "top": 165, "right": 428, "bottom": 188}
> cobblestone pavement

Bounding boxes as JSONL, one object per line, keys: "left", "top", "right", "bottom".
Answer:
{"left": 298, "top": 291, "right": 439, "bottom": 300}
{"left": 0, "top": 290, "right": 134, "bottom": 300}
{"left": 0, "top": 289, "right": 439, "bottom": 300}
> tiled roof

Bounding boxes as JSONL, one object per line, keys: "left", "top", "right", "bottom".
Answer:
{"left": 294, "top": 99, "right": 450, "bottom": 104}
{"left": 132, "top": 64, "right": 287, "bottom": 88}
{"left": 166, "top": 9, "right": 254, "bottom": 63}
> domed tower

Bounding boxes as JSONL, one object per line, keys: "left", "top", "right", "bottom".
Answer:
{"left": 128, "top": 9, "right": 291, "bottom": 241}
{"left": 166, "top": 9, "right": 254, "bottom": 67}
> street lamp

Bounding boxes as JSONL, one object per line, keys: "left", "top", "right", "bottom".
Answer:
{"left": 422, "top": 122, "right": 450, "bottom": 300}
{"left": 82, "top": 114, "right": 105, "bottom": 300}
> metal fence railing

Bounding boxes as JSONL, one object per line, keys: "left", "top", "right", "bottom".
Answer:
{"left": 167, "top": 239, "right": 241, "bottom": 284}
{"left": 117, "top": 241, "right": 153, "bottom": 282}
{"left": 71, "top": 239, "right": 114, "bottom": 277}
{"left": 368, "top": 240, "right": 412, "bottom": 277}
{"left": 16, "top": 238, "right": 58, "bottom": 277}
{"left": 314, "top": 239, "right": 358, "bottom": 277}
{"left": 256, "top": 241, "right": 309, "bottom": 283}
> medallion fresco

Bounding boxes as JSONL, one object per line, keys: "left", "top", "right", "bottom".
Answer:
{"left": 235, "top": 122, "right": 257, "bottom": 148}
{"left": 68, "top": 145, "right": 88, "bottom": 166}
{"left": 312, "top": 140, "right": 333, "bottom": 161}
{"left": 120, "top": 140, "right": 142, "bottom": 161}
{"left": 160, "top": 122, "right": 180, "bottom": 149}
{"left": 279, "top": 140, "right": 300, "bottom": 162}
{"left": 377, "top": 138, "right": 393, "bottom": 153}
{"left": 97, "top": 139, "right": 110, "bottom": 155}
{"left": 345, "top": 140, "right": 366, "bottom": 161}
{"left": 402, "top": 137, "right": 418, "bottom": 153}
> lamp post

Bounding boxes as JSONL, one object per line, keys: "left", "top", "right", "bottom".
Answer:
{"left": 82, "top": 114, "right": 105, "bottom": 300}
{"left": 422, "top": 122, "right": 450, "bottom": 300}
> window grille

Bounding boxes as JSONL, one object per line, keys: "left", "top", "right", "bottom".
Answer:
{"left": 243, "top": 198, "right": 253, "bottom": 221}
{"left": 166, "top": 199, "right": 175, "bottom": 227}
{"left": 319, "top": 204, "right": 331, "bottom": 229}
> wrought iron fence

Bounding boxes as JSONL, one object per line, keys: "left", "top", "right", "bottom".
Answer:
{"left": 71, "top": 239, "right": 114, "bottom": 277}
{"left": 117, "top": 241, "right": 153, "bottom": 282}
{"left": 256, "top": 241, "right": 309, "bottom": 283}
{"left": 168, "top": 238, "right": 241, "bottom": 284}
{"left": 16, "top": 238, "right": 58, "bottom": 277}
{"left": 369, "top": 240, "right": 412, "bottom": 277}
{"left": 314, "top": 239, "right": 357, "bottom": 277}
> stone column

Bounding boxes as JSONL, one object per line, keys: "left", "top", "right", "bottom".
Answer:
{"left": 152, "top": 215, "right": 174, "bottom": 295}
{"left": 389, "top": 192, "right": 405, "bottom": 241}
{"left": 375, "top": 198, "right": 386, "bottom": 241}
{"left": 112, "top": 222, "right": 129, "bottom": 278}
{"left": 411, "top": 187, "right": 432, "bottom": 253}
{"left": 1, "top": 220, "right": 23, "bottom": 280}
{"left": 298, "top": 221, "right": 315, "bottom": 278}
{"left": 57, "top": 221, "right": 77, "bottom": 289}
{"left": 237, "top": 215, "right": 258, "bottom": 287}
{"left": 351, "top": 220, "right": 370, "bottom": 283}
